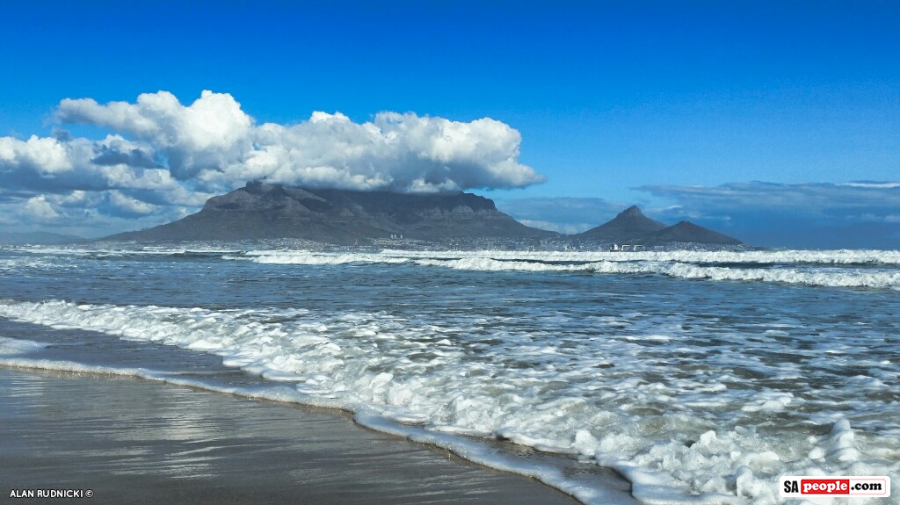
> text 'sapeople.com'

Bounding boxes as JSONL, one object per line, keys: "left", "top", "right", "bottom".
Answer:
{"left": 780, "top": 476, "right": 891, "bottom": 498}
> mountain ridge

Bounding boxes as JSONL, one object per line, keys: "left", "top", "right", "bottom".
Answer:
{"left": 98, "top": 182, "right": 742, "bottom": 247}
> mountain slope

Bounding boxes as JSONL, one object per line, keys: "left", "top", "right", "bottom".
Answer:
{"left": 576, "top": 205, "right": 667, "bottom": 241}
{"left": 103, "top": 182, "right": 556, "bottom": 244}
{"left": 644, "top": 221, "right": 742, "bottom": 246}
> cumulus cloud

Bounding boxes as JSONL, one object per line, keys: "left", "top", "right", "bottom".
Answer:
{"left": 1, "top": 89, "right": 544, "bottom": 234}
{"left": 0, "top": 190, "right": 193, "bottom": 239}
{"left": 23, "top": 196, "right": 60, "bottom": 220}
{"left": 215, "top": 111, "right": 542, "bottom": 193}
{"left": 0, "top": 135, "right": 73, "bottom": 174}
{"left": 54, "top": 90, "right": 543, "bottom": 193}
{"left": 57, "top": 91, "right": 254, "bottom": 180}
{"left": 0, "top": 134, "right": 201, "bottom": 201}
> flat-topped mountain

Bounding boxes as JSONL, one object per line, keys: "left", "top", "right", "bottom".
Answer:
{"left": 104, "top": 182, "right": 555, "bottom": 244}
{"left": 575, "top": 206, "right": 741, "bottom": 246}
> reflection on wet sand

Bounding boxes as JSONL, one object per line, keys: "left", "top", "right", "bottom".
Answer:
{"left": 0, "top": 368, "right": 579, "bottom": 504}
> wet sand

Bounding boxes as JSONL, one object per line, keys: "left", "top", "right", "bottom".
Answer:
{"left": 0, "top": 367, "right": 580, "bottom": 505}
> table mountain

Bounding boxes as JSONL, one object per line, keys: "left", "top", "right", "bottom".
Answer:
{"left": 103, "top": 182, "right": 556, "bottom": 244}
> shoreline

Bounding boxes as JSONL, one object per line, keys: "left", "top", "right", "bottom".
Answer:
{"left": 0, "top": 317, "right": 640, "bottom": 505}
{"left": 0, "top": 366, "right": 587, "bottom": 504}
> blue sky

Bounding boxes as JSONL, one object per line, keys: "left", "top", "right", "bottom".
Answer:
{"left": 1, "top": 1, "right": 898, "bottom": 247}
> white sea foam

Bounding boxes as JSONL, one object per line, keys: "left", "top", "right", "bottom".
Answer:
{"left": 0, "top": 335, "right": 636, "bottom": 505}
{"left": 10, "top": 245, "right": 900, "bottom": 290}
{"left": 11, "top": 245, "right": 242, "bottom": 258}
{"left": 237, "top": 251, "right": 411, "bottom": 265}
{"left": 379, "top": 249, "right": 900, "bottom": 266}
{"left": 0, "top": 257, "right": 79, "bottom": 272}
{"left": 19, "top": 245, "right": 900, "bottom": 266}
{"left": 416, "top": 257, "right": 900, "bottom": 289}
{"left": 229, "top": 250, "right": 900, "bottom": 290}
{"left": 1, "top": 300, "right": 897, "bottom": 504}
{"left": 0, "top": 335, "right": 48, "bottom": 355}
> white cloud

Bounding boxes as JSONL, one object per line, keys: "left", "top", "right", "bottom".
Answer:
{"left": 54, "top": 90, "right": 543, "bottom": 193}
{"left": 23, "top": 196, "right": 59, "bottom": 220}
{"left": 0, "top": 191, "right": 194, "bottom": 238}
{"left": 58, "top": 90, "right": 253, "bottom": 179}
{"left": 841, "top": 182, "right": 900, "bottom": 189}
{"left": 637, "top": 181, "right": 900, "bottom": 216}
{"left": 0, "top": 134, "right": 197, "bottom": 201}
{"left": 3, "top": 89, "right": 544, "bottom": 232}
{"left": 0, "top": 135, "right": 72, "bottom": 174}
{"left": 107, "top": 191, "right": 158, "bottom": 216}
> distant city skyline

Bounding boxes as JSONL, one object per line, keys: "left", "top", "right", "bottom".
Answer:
{"left": 1, "top": 1, "right": 898, "bottom": 248}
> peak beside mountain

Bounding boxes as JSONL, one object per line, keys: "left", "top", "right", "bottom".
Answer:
{"left": 103, "top": 182, "right": 555, "bottom": 244}
{"left": 644, "top": 221, "right": 742, "bottom": 246}
{"left": 575, "top": 207, "right": 741, "bottom": 246}
{"left": 618, "top": 205, "right": 644, "bottom": 217}
{"left": 576, "top": 205, "right": 667, "bottom": 241}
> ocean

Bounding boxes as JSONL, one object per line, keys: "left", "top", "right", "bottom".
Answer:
{"left": 1, "top": 245, "right": 898, "bottom": 504}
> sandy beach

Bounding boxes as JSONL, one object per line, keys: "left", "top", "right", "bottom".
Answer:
{"left": 0, "top": 367, "right": 579, "bottom": 505}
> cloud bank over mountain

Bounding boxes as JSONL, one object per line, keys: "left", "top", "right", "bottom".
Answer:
{"left": 0, "top": 90, "right": 543, "bottom": 235}
{"left": 638, "top": 181, "right": 900, "bottom": 218}
{"left": 636, "top": 182, "right": 900, "bottom": 248}
{"left": 494, "top": 182, "right": 900, "bottom": 248}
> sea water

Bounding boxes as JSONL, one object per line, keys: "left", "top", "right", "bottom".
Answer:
{"left": 0, "top": 245, "right": 897, "bottom": 504}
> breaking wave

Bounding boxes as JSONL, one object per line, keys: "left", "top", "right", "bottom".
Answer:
{"left": 230, "top": 250, "right": 900, "bottom": 290}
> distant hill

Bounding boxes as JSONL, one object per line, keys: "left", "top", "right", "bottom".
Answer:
{"left": 0, "top": 231, "right": 82, "bottom": 246}
{"left": 575, "top": 206, "right": 741, "bottom": 246}
{"left": 103, "top": 182, "right": 556, "bottom": 244}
